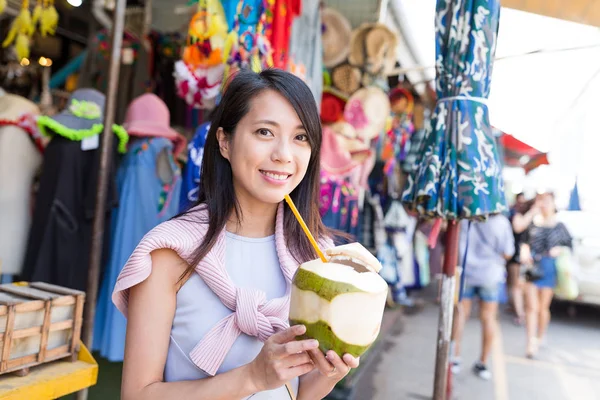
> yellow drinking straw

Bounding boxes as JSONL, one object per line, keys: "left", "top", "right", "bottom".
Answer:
{"left": 284, "top": 194, "right": 328, "bottom": 263}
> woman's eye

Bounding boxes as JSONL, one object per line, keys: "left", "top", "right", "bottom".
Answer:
{"left": 257, "top": 129, "right": 273, "bottom": 137}
{"left": 296, "top": 133, "right": 309, "bottom": 142}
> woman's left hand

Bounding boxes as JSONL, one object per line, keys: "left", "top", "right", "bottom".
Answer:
{"left": 308, "top": 348, "right": 359, "bottom": 380}
{"left": 297, "top": 350, "right": 360, "bottom": 400}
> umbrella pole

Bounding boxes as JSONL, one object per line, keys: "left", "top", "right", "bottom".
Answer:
{"left": 75, "top": 0, "right": 127, "bottom": 399}
{"left": 432, "top": 220, "right": 460, "bottom": 400}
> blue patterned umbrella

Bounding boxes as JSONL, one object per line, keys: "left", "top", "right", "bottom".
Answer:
{"left": 402, "top": 0, "right": 507, "bottom": 220}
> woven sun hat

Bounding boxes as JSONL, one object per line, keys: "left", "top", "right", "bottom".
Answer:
{"left": 321, "top": 8, "right": 352, "bottom": 68}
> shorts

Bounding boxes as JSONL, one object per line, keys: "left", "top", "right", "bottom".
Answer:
{"left": 462, "top": 284, "right": 500, "bottom": 303}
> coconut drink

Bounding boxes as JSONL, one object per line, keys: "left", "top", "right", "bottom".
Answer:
{"left": 289, "top": 242, "right": 388, "bottom": 358}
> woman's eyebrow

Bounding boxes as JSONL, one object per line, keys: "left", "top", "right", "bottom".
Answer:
{"left": 255, "top": 119, "right": 280, "bottom": 127}
{"left": 255, "top": 120, "right": 305, "bottom": 130}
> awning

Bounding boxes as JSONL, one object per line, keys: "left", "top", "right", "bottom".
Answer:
{"left": 501, "top": 0, "right": 600, "bottom": 27}
{"left": 498, "top": 132, "right": 549, "bottom": 173}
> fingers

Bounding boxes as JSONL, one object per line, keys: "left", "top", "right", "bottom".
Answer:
{"left": 270, "top": 324, "right": 306, "bottom": 344}
{"left": 342, "top": 354, "right": 360, "bottom": 369}
{"left": 308, "top": 348, "right": 337, "bottom": 377}
{"left": 281, "top": 352, "right": 313, "bottom": 368}
{"left": 273, "top": 338, "right": 319, "bottom": 359}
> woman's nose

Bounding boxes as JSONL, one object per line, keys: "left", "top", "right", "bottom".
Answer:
{"left": 271, "top": 140, "right": 293, "bottom": 163}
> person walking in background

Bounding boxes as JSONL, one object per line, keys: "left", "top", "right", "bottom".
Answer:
{"left": 506, "top": 193, "right": 531, "bottom": 325}
{"left": 517, "top": 192, "right": 572, "bottom": 359}
{"left": 450, "top": 214, "right": 514, "bottom": 380}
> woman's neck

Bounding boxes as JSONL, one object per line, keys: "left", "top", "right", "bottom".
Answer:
{"left": 226, "top": 200, "right": 278, "bottom": 238}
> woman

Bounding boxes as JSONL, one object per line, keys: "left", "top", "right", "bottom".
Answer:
{"left": 112, "top": 70, "right": 359, "bottom": 400}
{"left": 506, "top": 195, "right": 532, "bottom": 325}
{"left": 518, "top": 192, "right": 572, "bottom": 358}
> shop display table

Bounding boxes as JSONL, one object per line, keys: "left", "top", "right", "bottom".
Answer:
{"left": 0, "top": 342, "right": 97, "bottom": 399}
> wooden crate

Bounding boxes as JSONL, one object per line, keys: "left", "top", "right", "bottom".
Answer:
{"left": 0, "top": 282, "right": 85, "bottom": 376}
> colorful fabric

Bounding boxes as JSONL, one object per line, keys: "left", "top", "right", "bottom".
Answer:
{"left": 93, "top": 137, "right": 181, "bottom": 361}
{"left": 269, "top": 0, "right": 301, "bottom": 69}
{"left": 402, "top": 0, "right": 507, "bottom": 220}
{"left": 319, "top": 171, "right": 360, "bottom": 237}
{"left": 0, "top": 114, "right": 44, "bottom": 153}
{"left": 180, "top": 122, "right": 210, "bottom": 212}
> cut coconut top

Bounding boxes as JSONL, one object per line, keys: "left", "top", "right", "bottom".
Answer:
{"left": 325, "top": 242, "right": 382, "bottom": 273}
{"left": 299, "top": 258, "right": 387, "bottom": 293}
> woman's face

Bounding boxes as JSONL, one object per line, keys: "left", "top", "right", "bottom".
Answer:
{"left": 539, "top": 194, "right": 555, "bottom": 216}
{"left": 218, "top": 90, "right": 313, "bottom": 208}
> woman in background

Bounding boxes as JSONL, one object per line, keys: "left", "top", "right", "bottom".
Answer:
{"left": 517, "top": 192, "right": 572, "bottom": 358}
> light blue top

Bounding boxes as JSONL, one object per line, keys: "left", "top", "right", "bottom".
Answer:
{"left": 164, "top": 231, "right": 298, "bottom": 398}
{"left": 459, "top": 215, "right": 515, "bottom": 287}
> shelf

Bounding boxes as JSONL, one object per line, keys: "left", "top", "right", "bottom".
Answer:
{"left": 0, "top": 342, "right": 98, "bottom": 400}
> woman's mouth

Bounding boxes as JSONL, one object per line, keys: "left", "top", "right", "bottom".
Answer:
{"left": 260, "top": 170, "right": 292, "bottom": 184}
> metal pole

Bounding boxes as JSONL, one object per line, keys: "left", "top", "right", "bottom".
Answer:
{"left": 432, "top": 220, "right": 460, "bottom": 400}
{"left": 76, "top": 0, "right": 127, "bottom": 398}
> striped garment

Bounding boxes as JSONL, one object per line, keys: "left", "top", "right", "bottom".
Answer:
{"left": 112, "top": 202, "right": 331, "bottom": 376}
{"left": 525, "top": 221, "right": 572, "bottom": 259}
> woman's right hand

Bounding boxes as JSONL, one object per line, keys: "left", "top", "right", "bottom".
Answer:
{"left": 248, "top": 324, "right": 318, "bottom": 392}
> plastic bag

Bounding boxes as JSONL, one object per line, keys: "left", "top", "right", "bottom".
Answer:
{"left": 554, "top": 248, "right": 579, "bottom": 300}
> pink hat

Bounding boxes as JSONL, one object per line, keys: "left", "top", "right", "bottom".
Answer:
{"left": 124, "top": 94, "right": 186, "bottom": 156}
{"left": 320, "top": 126, "right": 360, "bottom": 176}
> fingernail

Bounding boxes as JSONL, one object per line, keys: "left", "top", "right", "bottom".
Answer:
{"left": 310, "top": 340, "right": 319, "bottom": 347}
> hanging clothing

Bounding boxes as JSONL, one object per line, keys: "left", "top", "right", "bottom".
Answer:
{"left": 0, "top": 123, "right": 43, "bottom": 276}
{"left": 270, "top": 0, "right": 301, "bottom": 69}
{"left": 320, "top": 171, "right": 360, "bottom": 238}
{"left": 288, "top": 0, "right": 322, "bottom": 106}
{"left": 180, "top": 122, "right": 210, "bottom": 212}
{"left": 148, "top": 31, "right": 190, "bottom": 129}
{"left": 22, "top": 133, "right": 119, "bottom": 291}
{"left": 93, "top": 137, "right": 182, "bottom": 361}
{"left": 78, "top": 30, "right": 152, "bottom": 124}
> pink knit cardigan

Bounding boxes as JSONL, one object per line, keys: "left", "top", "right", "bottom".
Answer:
{"left": 112, "top": 202, "right": 331, "bottom": 376}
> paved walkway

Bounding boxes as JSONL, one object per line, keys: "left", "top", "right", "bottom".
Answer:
{"left": 352, "top": 298, "right": 600, "bottom": 400}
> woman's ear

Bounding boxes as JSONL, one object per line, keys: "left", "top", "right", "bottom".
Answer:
{"left": 216, "top": 127, "right": 230, "bottom": 160}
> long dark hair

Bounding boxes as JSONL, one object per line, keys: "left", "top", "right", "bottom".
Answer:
{"left": 178, "top": 69, "right": 329, "bottom": 281}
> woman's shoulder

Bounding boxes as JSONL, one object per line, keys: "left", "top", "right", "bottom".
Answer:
{"left": 112, "top": 205, "right": 210, "bottom": 317}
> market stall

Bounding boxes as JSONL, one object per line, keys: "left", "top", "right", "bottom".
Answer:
{"left": 0, "top": 0, "right": 437, "bottom": 398}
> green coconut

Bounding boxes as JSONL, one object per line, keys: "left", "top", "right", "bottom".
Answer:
{"left": 289, "top": 243, "right": 388, "bottom": 357}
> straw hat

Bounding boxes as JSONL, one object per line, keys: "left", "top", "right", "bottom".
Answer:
{"left": 344, "top": 87, "right": 391, "bottom": 141}
{"left": 329, "top": 120, "right": 371, "bottom": 156}
{"left": 349, "top": 23, "right": 397, "bottom": 76}
{"left": 331, "top": 63, "right": 362, "bottom": 95}
{"left": 321, "top": 8, "right": 352, "bottom": 68}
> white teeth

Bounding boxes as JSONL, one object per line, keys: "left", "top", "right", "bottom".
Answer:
{"left": 262, "top": 171, "right": 289, "bottom": 181}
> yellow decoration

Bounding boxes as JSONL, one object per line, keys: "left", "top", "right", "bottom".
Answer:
{"left": 2, "top": 0, "right": 34, "bottom": 60}
{"left": 32, "top": 0, "right": 42, "bottom": 26}
{"left": 40, "top": 0, "right": 58, "bottom": 36}
{"left": 0, "top": 0, "right": 6, "bottom": 15}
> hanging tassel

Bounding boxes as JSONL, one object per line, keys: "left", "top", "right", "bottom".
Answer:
{"left": 2, "top": 0, "right": 33, "bottom": 60}
{"left": 15, "top": 32, "right": 30, "bottom": 59}
{"left": 40, "top": 0, "right": 58, "bottom": 36}
{"left": 0, "top": 0, "right": 7, "bottom": 15}
{"left": 32, "top": 0, "right": 43, "bottom": 26}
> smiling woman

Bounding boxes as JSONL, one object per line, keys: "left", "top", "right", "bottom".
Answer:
{"left": 112, "top": 69, "right": 359, "bottom": 400}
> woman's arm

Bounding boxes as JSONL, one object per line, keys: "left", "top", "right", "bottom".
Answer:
{"left": 121, "top": 249, "right": 260, "bottom": 400}
{"left": 121, "top": 249, "right": 318, "bottom": 400}
{"left": 512, "top": 207, "right": 537, "bottom": 234}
